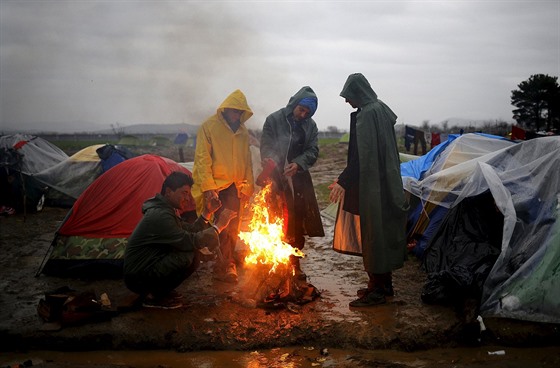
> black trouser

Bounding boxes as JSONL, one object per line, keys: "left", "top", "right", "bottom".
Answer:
{"left": 215, "top": 184, "right": 240, "bottom": 268}
{"left": 285, "top": 174, "right": 306, "bottom": 250}
{"left": 125, "top": 251, "right": 200, "bottom": 299}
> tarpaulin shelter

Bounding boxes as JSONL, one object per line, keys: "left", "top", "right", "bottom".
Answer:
{"left": 0, "top": 134, "right": 68, "bottom": 213}
{"left": 406, "top": 136, "right": 560, "bottom": 324}
{"left": 401, "top": 133, "right": 514, "bottom": 257}
{"left": 34, "top": 144, "right": 135, "bottom": 207}
{"left": 39, "top": 154, "right": 196, "bottom": 278}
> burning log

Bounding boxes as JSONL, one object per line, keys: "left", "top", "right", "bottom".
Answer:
{"left": 238, "top": 184, "right": 320, "bottom": 309}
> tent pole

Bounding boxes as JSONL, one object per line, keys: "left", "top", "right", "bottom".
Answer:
{"left": 35, "top": 236, "right": 56, "bottom": 277}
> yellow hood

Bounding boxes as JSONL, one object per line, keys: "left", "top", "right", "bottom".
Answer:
{"left": 216, "top": 89, "right": 253, "bottom": 124}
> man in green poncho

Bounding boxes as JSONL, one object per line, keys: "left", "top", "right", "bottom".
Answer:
{"left": 329, "top": 73, "right": 408, "bottom": 307}
{"left": 124, "top": 171, "right": 236, "bottom": 309}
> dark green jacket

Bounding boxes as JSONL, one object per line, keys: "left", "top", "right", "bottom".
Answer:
{"left": 260, "top": 86, "right": 324, "bottom": 237}
{"left": 335, "top": 73, "right": 408, "bottom": 273}
{"left": 123, "top": 193, "right": 218, "bottom": 277}
{"left": 260, "top": 86, "right": 319, "bottom": 171}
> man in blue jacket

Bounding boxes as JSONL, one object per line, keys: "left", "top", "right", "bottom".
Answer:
{"left": 259, "top": 86, "right": 325, "bottom": 280}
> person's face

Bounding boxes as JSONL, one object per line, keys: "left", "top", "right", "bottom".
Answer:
{"left": 292, "top": 105, "right": 311, "bottom": 122}
{"left": 345, "top": 98, "right": 359, "bottom": 109}
{"left": 223, "top": 108, "right": 244, "bottom": 125}
{"left": 165, "top": 184, "right": 192, "bottom": 211}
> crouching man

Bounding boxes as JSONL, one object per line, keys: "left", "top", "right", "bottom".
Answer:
{"left": 124, "top": 171, "right": 236, "bottom": 309}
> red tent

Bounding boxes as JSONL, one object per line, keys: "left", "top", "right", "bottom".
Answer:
{"left": 40, "top": 154, "right": 195, "bottom": 278}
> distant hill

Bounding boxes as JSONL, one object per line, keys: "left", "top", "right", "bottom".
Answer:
{"left": 1, "top": 121, "right": 200, "bottom": 135}
{"left": 96, "top": 123, "right": 200, "bottom": 136}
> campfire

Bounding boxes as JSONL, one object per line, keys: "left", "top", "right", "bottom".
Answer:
{"left": 238, "top": 184, "right": 319, "bottom": 308}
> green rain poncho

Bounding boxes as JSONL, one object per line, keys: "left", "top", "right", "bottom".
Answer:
{"left": 334, "top": 73, "right": 408, "bottom": 274}
{"left": 260, "top": 86, "right": 325, "bottom": 242}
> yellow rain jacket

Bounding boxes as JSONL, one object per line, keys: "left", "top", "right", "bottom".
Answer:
{"left": 191, "top": 89, "right": 255, "bottom": 214}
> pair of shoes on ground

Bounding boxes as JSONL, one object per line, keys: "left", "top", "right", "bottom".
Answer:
{"left": 213, "top": 263, "right": 238, "bottom": 283}
{"left": 142, "top": 291, "right": 183, "bottom": 310}
{"left": 356, "top": 286, "right": 394, "bottom": 299}
{"left": 349, "top": 288, "right": 389, "bottom": 307}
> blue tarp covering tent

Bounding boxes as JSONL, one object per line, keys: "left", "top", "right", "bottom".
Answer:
{"left": 402, "top": 133, "right": 515, "bottom": 258}
{"left": 400, "top": 133, "right": 511, "bottom": 181}
{"left": 406, "top": 136, "right": 560, "bottom": 324}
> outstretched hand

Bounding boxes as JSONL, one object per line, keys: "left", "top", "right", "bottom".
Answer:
{"left": 214, "top": 208, "right": 237, "bottom": 233}
{"left": 283, "top": 162, "right": 299, "bottom": 177}
{"left": 329, "top": 181, "right": 345, "bottom": 203}
{"left": 202, "top": 190, "right": 221, "bottom": 218}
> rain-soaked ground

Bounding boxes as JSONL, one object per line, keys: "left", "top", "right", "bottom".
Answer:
{"left": 1, "top": 206, "right": 560, "bottom": 367}
{"left": 3, "top": 345, "right": 560, "bottom": 368}
{"left": 1, "top": 143, "right": 559, "bottom": 366}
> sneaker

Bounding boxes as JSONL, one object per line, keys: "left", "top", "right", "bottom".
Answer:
{"left": 214, "top": 263, "right": 238, "bottom": 283}
{"left": 167, "top": 290, "right": 183, "bottom": 301}
{"left": 225, "top": 263, "right": 238, "bottom": 282}
{"left": 349, "top": 290, "right": 386, "bottom": 307}
{"left": 357, "top": 286, "right": 394, "bottom": 298}
{"left": 142, "top": 295, "right": 183, "bottom": 310}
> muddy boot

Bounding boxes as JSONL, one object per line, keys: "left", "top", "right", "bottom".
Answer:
{"left": 357, "top": 272, "right": 394, "bottom": 298}
{"left": 349, "top": 289, "right": 386, "bottom": 307}
{"left": 384, "top": 272, "right": 395, "bottom": 297}
{"left": 357, "top": 273, "right": 374, "bottom": 298}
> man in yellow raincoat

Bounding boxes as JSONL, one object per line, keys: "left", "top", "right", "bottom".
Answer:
{"left": 192, "top": 89, "right": 255, "bottom": 283}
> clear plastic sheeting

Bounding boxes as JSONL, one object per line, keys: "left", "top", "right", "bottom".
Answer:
{"left": 405, "top": 136, "right": 560, "bottom": 323}
{"left": 0, "top": 134, "right": 68, "bottom": 175}
{"left": 33, "top": 145, "right": 105, "bottom": 199}
{"left": 402, "top": 134, "right": 515, "bottom": 207}
{"left": 401, "top": 133, "right": 512, "bottom": 183}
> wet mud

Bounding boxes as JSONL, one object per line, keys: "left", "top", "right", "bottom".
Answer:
{"left": 1, "top": 143, "right": 559, "bottom": 367}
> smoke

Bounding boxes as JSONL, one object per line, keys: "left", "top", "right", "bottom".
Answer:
{"left": 0, "top": 1, "right": 290, "bottom": 132}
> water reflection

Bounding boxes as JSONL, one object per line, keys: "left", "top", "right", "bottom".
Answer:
{"left": 3, "top": 346, "right": 559, "bottom": 368}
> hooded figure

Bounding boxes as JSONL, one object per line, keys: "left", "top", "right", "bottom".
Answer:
{"left": 259, "top": 86, "right": 325, "bottom": 280}
{"left": 330, "top": 73, "right": 408, "bottom": 307}
{"left": 191, "top": 89, "right": 255, "bottom": 283}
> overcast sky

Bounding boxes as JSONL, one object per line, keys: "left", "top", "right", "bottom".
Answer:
{"left": 1, "top": 0, "right": 558, "bottom": 133}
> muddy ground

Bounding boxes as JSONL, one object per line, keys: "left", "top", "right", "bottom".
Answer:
{"left": 1, "top": 142, "right": 559, "bottom": 367}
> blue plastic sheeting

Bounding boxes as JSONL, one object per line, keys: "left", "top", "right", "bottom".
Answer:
{"left": 401, "top": 135, "right": 457, "bottom": 180}
{"left": 400, "top": 133, "right": 510, "bottom": 180}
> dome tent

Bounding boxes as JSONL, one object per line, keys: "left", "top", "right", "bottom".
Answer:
{"left": 38, "top": 154, "right": 196, "bottom": 278}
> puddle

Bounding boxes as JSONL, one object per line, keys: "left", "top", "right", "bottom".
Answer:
{"left": 3, "top": 346, "right": 559, "bottom": 368}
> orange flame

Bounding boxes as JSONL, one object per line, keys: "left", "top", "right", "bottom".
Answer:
{"left": 239, "top": 183, "right": 304, "bottom": 273}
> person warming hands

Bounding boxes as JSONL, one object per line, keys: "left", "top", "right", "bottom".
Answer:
{"left": 123, "top": 171, "right": 237, "bottom": 309}
{"left": 330, "top": 73, "right": 408, "bottom": 308}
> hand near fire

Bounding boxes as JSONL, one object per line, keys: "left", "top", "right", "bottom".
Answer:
{"left": 214, "top": 208, "right": 237, "bottom": 233}
{"left": 283, "top": 162, "right": 299, "bottom": 177}
{"left": 328, "top": 181, "right": 345, "bottom": 203}
{"left": 202, "top": 190, "right": 221, "bottom": 219}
